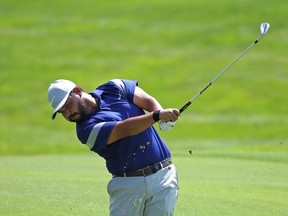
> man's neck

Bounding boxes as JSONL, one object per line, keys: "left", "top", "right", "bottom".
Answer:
{"left": 83, "top": 92, "right": 99, "bottom": 114}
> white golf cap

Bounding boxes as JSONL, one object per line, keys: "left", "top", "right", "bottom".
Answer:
{"left": 48, "top": 79, "right": 76, "bottom": 120}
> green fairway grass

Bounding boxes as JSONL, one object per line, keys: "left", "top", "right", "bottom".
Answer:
{"left": 0, "top": 154, "right": 287, "bottom": 216}
{"left": 1, "top": 0, "right": 287, "bottom": 215}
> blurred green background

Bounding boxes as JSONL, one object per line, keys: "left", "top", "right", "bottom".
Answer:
{"left": 1, "top": 0, "right": 287, "bottom": 157}
{"left": 0, "top": 0, "right": 287, "bottom": 215}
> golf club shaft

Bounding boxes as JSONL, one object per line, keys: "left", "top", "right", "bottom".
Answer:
{"left": 179, "top": 34, "right": 264, "bottom": 113}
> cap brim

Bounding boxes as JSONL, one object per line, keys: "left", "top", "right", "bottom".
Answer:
{"left": 51, "top": 112, "right": 57, "bottom": 120}
{"left": 51, "top": 93, "right": 70, "bottom": 120}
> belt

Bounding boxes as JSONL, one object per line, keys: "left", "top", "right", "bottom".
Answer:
{"left": 113, "top": 158, "right": 173, "bottom": 178}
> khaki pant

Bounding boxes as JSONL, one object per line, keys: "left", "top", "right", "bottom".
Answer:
{"left": 107, "top": 165, "right": 179, "bottom": 216}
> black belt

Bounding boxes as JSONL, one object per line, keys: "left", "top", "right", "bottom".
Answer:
{"left": 113, "top": 158, "right": 173, "bottom": 178}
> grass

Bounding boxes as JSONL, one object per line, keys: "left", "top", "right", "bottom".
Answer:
{"left": 176, "top": 156, "right": 288, "bottom": 216}
{"left": 0, "top": 0, "right": 288, "bottom": 215}
{"left": 0, "top": 154, "right": 110, "bottom": 215}
{"left": 0, "top": 154, "right": 287, "bottom": 216}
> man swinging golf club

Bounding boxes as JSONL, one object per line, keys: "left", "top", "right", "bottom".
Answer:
{"left": 48, "top": 79, "right": 180, "bottom": 216}
{"left": 47, "top": 22, "right": 269, "bottom": 216}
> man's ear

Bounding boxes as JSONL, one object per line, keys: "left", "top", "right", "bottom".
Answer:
{"left": 72, "top": 87, "right": 82, "bottom": 96}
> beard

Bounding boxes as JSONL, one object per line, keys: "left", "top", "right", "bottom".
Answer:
{"left": 70, "top": 101, "right": 88, "bottom": 123}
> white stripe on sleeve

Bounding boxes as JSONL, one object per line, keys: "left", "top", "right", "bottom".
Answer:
{"left": 86, "top": 122, "right": 105, "bottom": 149}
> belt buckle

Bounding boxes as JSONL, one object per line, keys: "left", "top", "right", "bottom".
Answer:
{"left": 153, "top": 162, "right": 163, "bottom": 173}
{"left": 159, "top": 162, "right": 164, "bottom": 169}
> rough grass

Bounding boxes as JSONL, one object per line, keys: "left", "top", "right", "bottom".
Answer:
{"left": 1, "top": 0, "right": 287, "bottom": 155}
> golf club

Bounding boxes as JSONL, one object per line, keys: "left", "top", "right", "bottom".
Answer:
{"left": 179, "top": 22, "right": 270, "bottom": 113}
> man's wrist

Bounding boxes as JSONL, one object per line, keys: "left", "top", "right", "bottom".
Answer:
{"left": 152, "top": 110, "right": 160, "bottom": 122}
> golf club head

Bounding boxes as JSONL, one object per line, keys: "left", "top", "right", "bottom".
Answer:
{"left": 260, "top": 22, "right": 270, "bottom": 35}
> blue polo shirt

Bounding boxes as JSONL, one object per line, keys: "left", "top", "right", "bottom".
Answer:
{"left": 76, "top": 79, "right": 171, "bottom": 174}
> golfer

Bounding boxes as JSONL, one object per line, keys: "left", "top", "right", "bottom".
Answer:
{"left": 48, "top": 79, "right": 180, "bottom": 216}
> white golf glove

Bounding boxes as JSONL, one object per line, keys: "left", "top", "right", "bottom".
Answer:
{"left": 158, "top": 121, "right": 176, "bottom": 132}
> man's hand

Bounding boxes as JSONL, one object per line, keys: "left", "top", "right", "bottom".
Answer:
{"left": 158, "top": 108, "right": 180, "bottom": 122}
{"left": 157, "top": 108, "right": 180, "bottom": 132}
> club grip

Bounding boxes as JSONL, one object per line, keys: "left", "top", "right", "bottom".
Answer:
{"left": 179, "top": 101, "right": 191, "bottom": 113}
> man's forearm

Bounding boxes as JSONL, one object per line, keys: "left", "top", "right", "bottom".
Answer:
{"left": 107, "top": 111, "right": 157, "bottom": 144}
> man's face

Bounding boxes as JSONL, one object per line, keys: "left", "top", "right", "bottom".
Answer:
{"left": 59, "top": 92, "right": 88, "bottom": 123}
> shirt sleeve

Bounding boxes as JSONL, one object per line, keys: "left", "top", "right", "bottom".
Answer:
{"left": 110, "top": 79, "right": 138, "bottom": 102}
{"left": 77, "top": 120, "right": 116, "bottom": 152}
